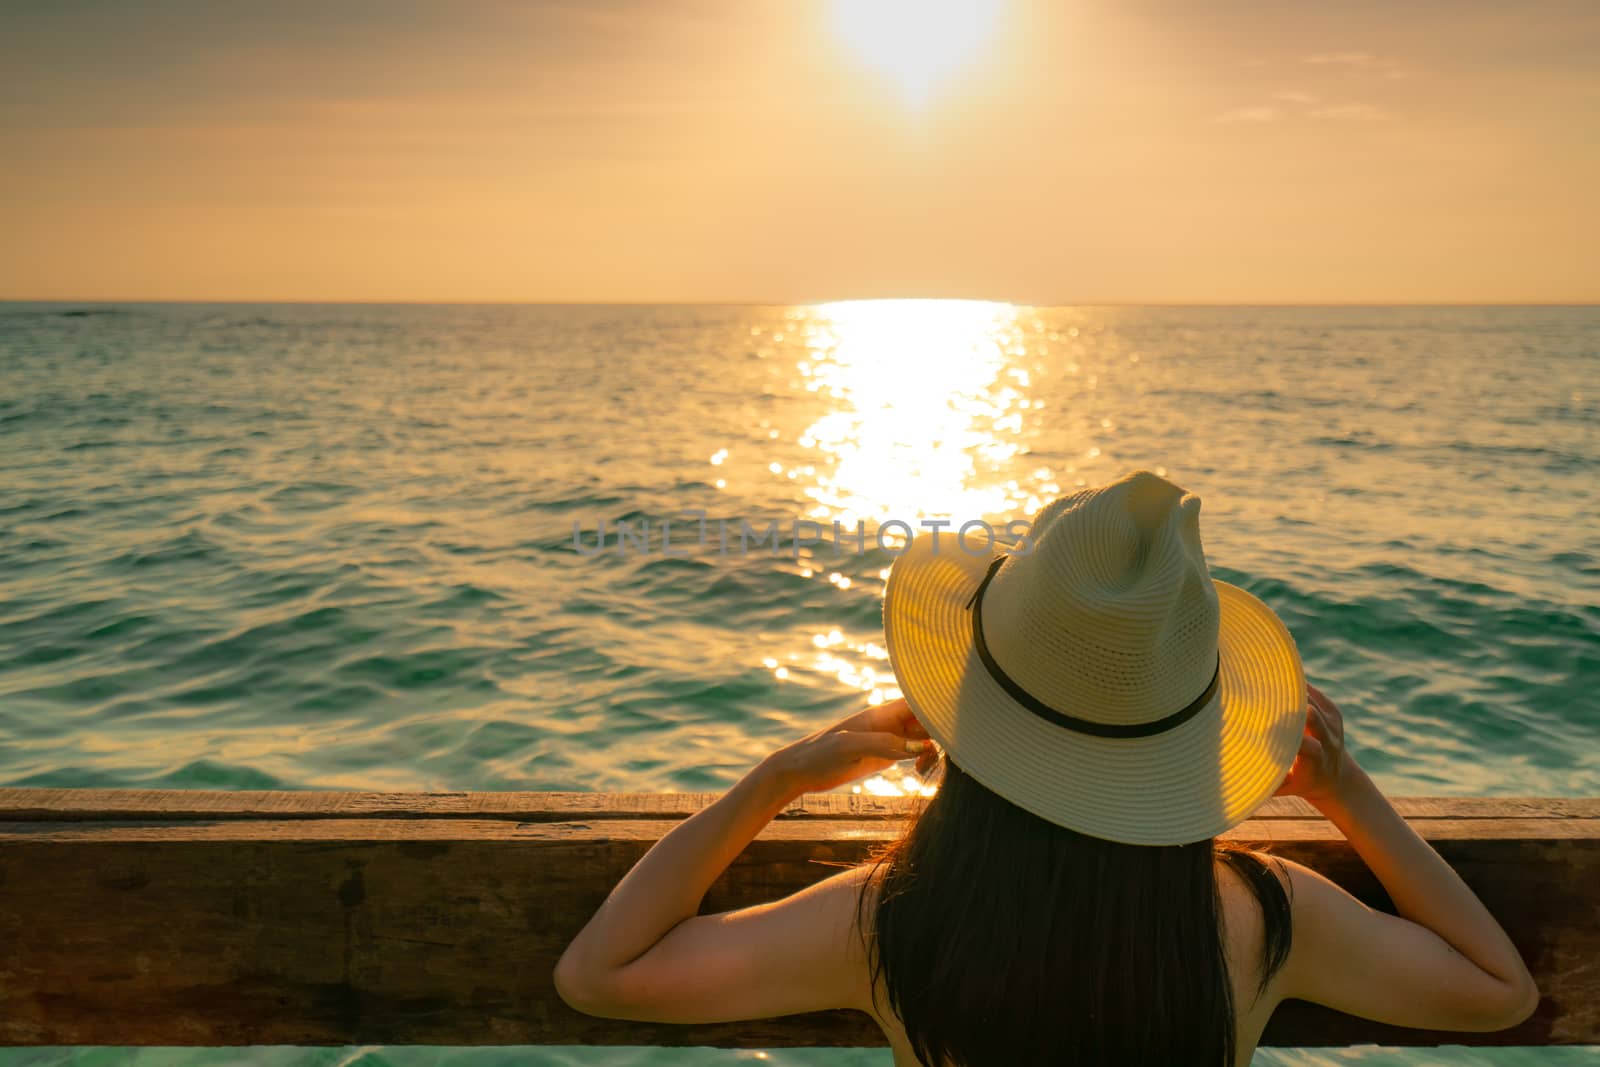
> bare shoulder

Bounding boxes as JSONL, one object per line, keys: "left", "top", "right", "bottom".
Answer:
{"left": 1218, "top": 847, "right": 1322, "bottom": 1034}
{"left": 1271, "top": 852, "right": 1368, "bottom": 941}
{"left": 802, "top": 862, "right": 882, "bottom": 1013}
{"left": 1214, "top": 853, "right": 1274, "bottom": 994}
{"left": 817, "top": 859, "right": 880, "bottom": 931}
{"left": 1261, "top": 851, "right": 1391, "bottom": 1000}
{"left": 831, "top": 862, "right": 920, "bottom": 1055}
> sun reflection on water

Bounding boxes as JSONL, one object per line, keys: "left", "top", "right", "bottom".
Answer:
{"left": 759, "top": 300, "right": 1067, "bottom": 797}
{"left": 793, "top": 299, "right": 1057, "bottom": 526}
{"left": 857, "top": 772, "right": 939, "bottom": 798}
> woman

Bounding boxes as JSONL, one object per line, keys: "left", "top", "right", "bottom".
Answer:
{"left": 555, "top": 470, "right": 1538, "bottom": 1065}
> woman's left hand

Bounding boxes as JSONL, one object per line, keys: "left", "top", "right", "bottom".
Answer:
{"left": 761, "top": 697, "right": 938, "bottom": 797}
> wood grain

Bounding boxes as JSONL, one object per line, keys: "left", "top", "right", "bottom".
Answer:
{"left": 2, "top": 787, "right": 1595, "bottom": 823}
{"left": 0, "top": 790, "right": 1593, "bottom": 1047}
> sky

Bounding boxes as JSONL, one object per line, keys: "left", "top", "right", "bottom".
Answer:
{"left": 1, "top": 0, "right": 1596, "bottom": 304}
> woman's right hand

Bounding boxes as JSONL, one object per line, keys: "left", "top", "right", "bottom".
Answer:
{"left": 1275, "top": 683, "right": 1354, "bottom": 806}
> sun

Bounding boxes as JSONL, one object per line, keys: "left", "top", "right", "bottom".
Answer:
{"left": 831, "top": 0, "right": 1003, "bottom": 109}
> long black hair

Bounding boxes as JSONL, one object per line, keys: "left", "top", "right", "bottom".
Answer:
{"left": 855, "top": 754, "right": 1293, "bottom": 1067}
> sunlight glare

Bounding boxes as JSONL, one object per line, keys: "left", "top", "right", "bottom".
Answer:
{"left": 796, "top": 299, "right": 1036, "bottom": 524}
{"left": 831, "top": 0, "right": 1004, "bottom": 108}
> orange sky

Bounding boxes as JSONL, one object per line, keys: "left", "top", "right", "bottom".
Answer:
{"left": 1, "top": 0, "right": 1596, "bottom": 304}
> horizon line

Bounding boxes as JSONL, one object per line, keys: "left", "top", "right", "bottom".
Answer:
{"left": 3, "top": 298, "right": 1597, "bottom": 310}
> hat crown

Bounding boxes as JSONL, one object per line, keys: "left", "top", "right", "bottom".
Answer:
{"left": 981, "top": 469, "right": 1220, "bottom": 726}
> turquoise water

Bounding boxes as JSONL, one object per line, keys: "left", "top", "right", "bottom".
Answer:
{"left": 1, "top": 302, "right": 1595, "bottom": 1064}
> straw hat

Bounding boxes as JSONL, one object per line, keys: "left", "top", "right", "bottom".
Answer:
{"left": 882, "top": 468, "right": 1306, "bottom": 846}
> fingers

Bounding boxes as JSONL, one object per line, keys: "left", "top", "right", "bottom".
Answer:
{"left": 861, "top": 696, "right": 928, "bottom": 738}
{"left": 1307, "top": 700, "right": 1327, "bottom": 735}
{"left": 844, "top": 730, "right": 930, "bottom": 762}
{"left": 1307, "top": 684, "right": 1342, "bottom": 727}
{"left": 836, "top": 699, "right": 898, "bottom": 735}
{"left": 882, "top": 697, "right": 918, "bottom": 731}
{"left": 1306, "top": 686, "right": 1327, "bottom": 724}
{"left": 1298, "top": 731, "right": 1323, "bottom": 761}
{"left": 1276, "top": 741, "right": 1319, "bottom": 799}
{"left": 1306, "top": 698, "right": 1343, "bottom": 752}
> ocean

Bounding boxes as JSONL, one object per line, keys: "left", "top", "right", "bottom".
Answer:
{"left": 1, "top": 301, "right": 1595, "bottom": 1066}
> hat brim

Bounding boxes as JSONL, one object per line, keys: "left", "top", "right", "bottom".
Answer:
{"left": 883, "top": 534, "right": 1307, "bottom": 846}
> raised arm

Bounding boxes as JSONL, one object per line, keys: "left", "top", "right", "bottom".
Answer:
{"left": 1273, "top": 684, "right": 1540, "bottom": 1031}
{"left": 553, "top": 698, "right": 931, "bottom": 1023}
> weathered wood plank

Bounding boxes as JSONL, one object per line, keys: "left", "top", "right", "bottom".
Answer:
{"left": 3, "top": 787, "right": 1596, "bottom": 823}
{"left": 0, "top": 791, "right": 1593, "bottom": 1048}
{"left": 0, "top": 788, "right": 919, "bottom": 822}
{"left": 0, "top": 816, "right": 1594, "bottom": 844}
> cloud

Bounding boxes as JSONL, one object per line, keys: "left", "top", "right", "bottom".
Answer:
{"left": 1303, "top": 51, "right": 1377, "bottom": 66}
{"left": 1303, "top": 52, "right": 1407, "bottom": 79}
{"left": 1309, "top": 103, "right": 1393, "bottom": 121}
{"left": 1211, "top": 105, "right": 1281, "bottom": 124}
{"left": 1211, "top": 95, "right": 1396, "bottom": 125}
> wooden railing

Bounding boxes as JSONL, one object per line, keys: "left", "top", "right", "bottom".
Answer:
{"left": 0, "top": 790, "right": 1595, "bottom": 1047}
